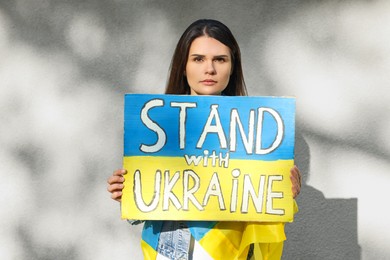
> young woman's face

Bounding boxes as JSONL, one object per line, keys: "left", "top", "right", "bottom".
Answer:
{"left": 185, "top": 36, "right": 232, "bottom": 95}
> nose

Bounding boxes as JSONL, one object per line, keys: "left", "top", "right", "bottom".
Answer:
{"left": 205, "top": 61, "right": 216, "bottom": 75}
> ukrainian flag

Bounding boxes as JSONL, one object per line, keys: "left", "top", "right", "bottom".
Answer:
{"left": 139, "top": 214, "right": 298, "bottom": 259}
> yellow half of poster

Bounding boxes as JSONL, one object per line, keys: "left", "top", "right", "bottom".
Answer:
{"left": 122, "top": 156, "right": 294, "bottom": 222}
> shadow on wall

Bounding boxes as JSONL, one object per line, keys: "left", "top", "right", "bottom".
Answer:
{"left": 283, "top": 131, "right": 361, "bottom": 260}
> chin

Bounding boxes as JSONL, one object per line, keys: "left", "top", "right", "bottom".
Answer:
{"left": 195, "top": 90, "right": 222, "bottom": 96}
{"left": 199, "top": 93, "right": 220, "bottom": 96}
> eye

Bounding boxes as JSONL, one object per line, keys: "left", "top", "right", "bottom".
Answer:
{"left": 214, "top": 57, "right": 227, "bottom": 63}
{"left": 193, "top": 56, "right": 204, "bottom": 62}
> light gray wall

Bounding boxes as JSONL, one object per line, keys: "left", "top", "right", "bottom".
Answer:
{"left": 1, "top": 1, "right": 389, "bottom": 259}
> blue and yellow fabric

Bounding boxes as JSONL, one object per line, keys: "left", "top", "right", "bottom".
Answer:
{"left": 140, "top": 200, "right": 297, "bottom": 259}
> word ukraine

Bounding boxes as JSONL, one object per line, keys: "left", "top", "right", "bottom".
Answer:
{"left": 122, "top": 94, "right": 295, "bottom": 222}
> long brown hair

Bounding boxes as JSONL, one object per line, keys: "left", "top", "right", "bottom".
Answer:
{"left": 165, "top": 19, "right": 247, "bottom": 96}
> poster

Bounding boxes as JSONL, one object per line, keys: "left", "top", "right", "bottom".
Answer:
{"left": 122, "top": 94, "right": 295, "bottom": 222}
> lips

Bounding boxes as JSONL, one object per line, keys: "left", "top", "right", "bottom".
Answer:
{"left": 200, "top": 79, "right": 217, "bottom": 86}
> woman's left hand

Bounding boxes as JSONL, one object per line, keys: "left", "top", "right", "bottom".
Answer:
{"left": 290, "top": 165, "right": 302, "bottom": 199}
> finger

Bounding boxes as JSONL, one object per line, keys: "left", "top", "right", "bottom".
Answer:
{"left": 294, "top": 165, "right": 302, "bottom": 185}
{"left": 290, "top": 178, "right": 299, "bottom": 198}
{"left": 113, "top": 169, "right": 127, "bottom": 177}
{"left": 291, "top": 166, "right": 301, "bottom": 186}
{"left": 107, "top": 175, "right": 125, "bottom": 185}
{"left": 290, "top": 175, "right": 298, "bottom": 187}
{"left": 290, "top": 178, "right": 299, "bottom": 197}
{"left": 111, "top": 191, "right": 122, "bottom": 202}
{"left": 292, "top": 186, "right": 299, "bottom": 199}
{"left": 290, "top": 166, "right": 301, "bottom": 198}
{"left": 107, "top": 183, "right": 124, "bottom": 193}
{"left": 290, "top": 169, "right": 299, "bottom": 186}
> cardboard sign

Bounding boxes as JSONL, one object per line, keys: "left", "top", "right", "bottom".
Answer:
{"left": 122, "top": 94, "right": 295, "bottom": 222}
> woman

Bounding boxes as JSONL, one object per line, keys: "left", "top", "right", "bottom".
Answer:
{"left": 108, "top": 19, "right": 301, "bottom": 260}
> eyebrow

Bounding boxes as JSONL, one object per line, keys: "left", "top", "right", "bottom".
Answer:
{"left": 190, "top": 54, "right": 230, "bottom": 58}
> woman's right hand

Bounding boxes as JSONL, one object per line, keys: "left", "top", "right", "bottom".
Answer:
{"left": 107, "top": 169, "right": 127, "bottom": 202}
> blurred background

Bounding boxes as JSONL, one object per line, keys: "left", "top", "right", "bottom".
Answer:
{"left": 1, "top": 0, "right": 389, "bottom": 259}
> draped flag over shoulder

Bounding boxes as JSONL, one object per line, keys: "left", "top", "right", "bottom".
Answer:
{"left": 139, "top": 211, "right": 298, "bottom": 260}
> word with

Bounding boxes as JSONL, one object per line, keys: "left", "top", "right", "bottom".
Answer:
{"left": 184, "top": 150, "right": 230, "bottom": 168}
